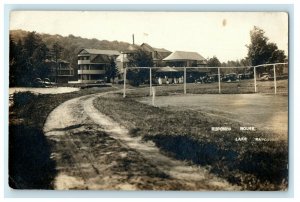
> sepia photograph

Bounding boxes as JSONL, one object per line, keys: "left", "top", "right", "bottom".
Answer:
{"left": 8, "top": 11, "right": 289, "bottom": 191}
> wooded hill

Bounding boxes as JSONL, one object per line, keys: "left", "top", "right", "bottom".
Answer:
{"left": 10, "top": 29, "right": 132, "bottom": 69}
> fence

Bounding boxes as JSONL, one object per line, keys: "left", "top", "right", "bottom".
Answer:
{"left": 122, "top": 63, "right": 288, "bottom": 98}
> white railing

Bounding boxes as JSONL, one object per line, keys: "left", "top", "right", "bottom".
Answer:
{"left": 78, "top": 70, "right": 105, "bottom": 75}
{"left": 122, "top": 62, "right": 288, "bottom": 97}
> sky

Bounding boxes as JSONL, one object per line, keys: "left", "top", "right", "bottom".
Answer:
{"left": 10, "top": 11, "right": 288, "bottom": 63}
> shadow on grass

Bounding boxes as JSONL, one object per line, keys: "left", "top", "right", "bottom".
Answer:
{"left": 9, "top": 124, "right": 57, "bottom": 189}
{"left": 147, "top": 135, "right": 288, "bottom": 190}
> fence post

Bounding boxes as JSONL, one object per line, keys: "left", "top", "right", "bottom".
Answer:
{"left": 218, "top": 67, "right": 221, "bottom": 94}
{"left": 273, "top": 64, "right": 277, "bottom": 95}
{"left": 123, "top": 67, "right": 127, "bottom": 98}
{"left": 149, "top": 67, "right": 152, "bottom": 96}
{"left": 254, "top": 66, "right": 257, "bottom": 93}
{"left": 184, "top": 66, "right": 187, "bottom": 94}
{"left": 152, "top": 87, "right": 156, "bottom": 106}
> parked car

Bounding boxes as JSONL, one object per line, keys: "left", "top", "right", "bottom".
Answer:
{"left": 95, "top": 79, "right": 106, "bottom": 84}
{"left": 43, "top": 78, "right": 54, "bottom": 86}
{"left": 32, "top": 78, "right": 46, "bottom": 87}
{"left": 260, "top": 73, "right": 271, "bottom": 81}
{"left": 200, "top": 75, "right": 215, "bottom": 83}
{"left": 222, "top": 73, "right": 237, "bottom": 82}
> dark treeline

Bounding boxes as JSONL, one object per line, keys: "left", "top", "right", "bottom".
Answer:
{"left": 9, "top": 32, "right": 56, "bottom": 86}
{"left": 9, "top": 30, "right": 131, "bottom": 86}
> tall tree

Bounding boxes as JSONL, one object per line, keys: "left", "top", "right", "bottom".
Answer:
{"left": 16, "top": 31, "right": 51, "bottom": 84}
{"left": 105, "top": 57, "right": 119, "bottom": 83}
{"left": 128, "top": 49, "right": 153, "bottom": 67}
{"left": 9, "top": 36, "right": 18, "bottom": 86}
{"left": 127, "top": 49, "right": 153, "bottom": 86}
{"left": 207, "top": 56, "right": 221, "bottom": 74}
{"left": 246, "top": 26, "right": 286, "bottom": 74}
{"left": 50, "top": 42, "right": 64, "bottom": 82}
{"left": 32, "top": 43, "right": 49, "bottom": 78}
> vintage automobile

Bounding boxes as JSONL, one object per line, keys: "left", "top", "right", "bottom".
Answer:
{"left": 95, "top": 79, "right": 106, "bottom": 84}
{"left": 260, "top": 73, "right": 271, "bottom": 81}
{"left": 32, "top": 78, "right": 46, "bottom": 87}
{"left": 222, "top": 73, "right": 237, "bottom": 82}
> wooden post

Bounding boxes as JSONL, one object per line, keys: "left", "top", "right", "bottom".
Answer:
{"left": 184, "top": 66, "right": 186, "bottom": 94}
{"left": 254, "top": 66, "right": 257, "bottom": 93}
{"left": 273, "top": 64, "right": 277, "bottom": 95}
{"left": 123, "top": 67, "right": 127, "bottom": 98}
{"left": 218, "top": 67, "right": 221, "bottom": 94}
{"left": 152, "top": 87, "right": 156, "bottom": 106}
{"left": 149, "top": 67, "right": 152, "bottom": 96}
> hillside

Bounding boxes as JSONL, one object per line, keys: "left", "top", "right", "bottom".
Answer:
{"left": 10, "top": 29, "right": 132, "bottom": 69}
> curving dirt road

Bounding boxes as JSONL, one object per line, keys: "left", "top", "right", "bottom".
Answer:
{"left": 43, "top": 92, "right": 240, "bottom": 190}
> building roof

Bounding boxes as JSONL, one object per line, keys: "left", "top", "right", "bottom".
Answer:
{"left": 153, "top": 47, "right": 171, "bottom": 52}
{"left": 122, "top": 44, "right": 141, "bottom": 53}
{"left": 78, "top": 49, "right": 120, "bottom": 56}
{"left": 141, "top": 43, "right": 171, "bottom": 53}
{"left": 156, "top": 66, "right": 178, "bottom": 72}
{"left": 140, "top": 43, "right": 172, "bottom": 60}
{"left": 91, "top": 54, "right": 112, "bottom": 64}
{"left": 45, "top": 59, "right": 70, "bottom": 64}
{"left": 163, "top": 51, "right": 205, "bottom": 61}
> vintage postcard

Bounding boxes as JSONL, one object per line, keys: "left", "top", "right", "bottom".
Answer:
{"left": 9, "top": 11, "right": 288, "bottom": 191}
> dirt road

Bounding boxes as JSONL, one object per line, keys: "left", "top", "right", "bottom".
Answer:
{"left": 43, "top": 92, "right": 239, "bottom": 190}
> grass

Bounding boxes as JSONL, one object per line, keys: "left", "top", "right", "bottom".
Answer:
{"left": 9, "top": 87, "right": 116, "bottom": 189}
{"left": 93, "top": 94, "right": 288, "bottom": 191}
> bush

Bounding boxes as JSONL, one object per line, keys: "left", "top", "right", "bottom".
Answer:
{"left": 13, "top": 91, "right": 38, "bottom": 108}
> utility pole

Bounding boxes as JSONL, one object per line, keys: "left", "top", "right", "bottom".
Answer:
{"left": 132, "top": 34, "right": 135, "bottom": 45}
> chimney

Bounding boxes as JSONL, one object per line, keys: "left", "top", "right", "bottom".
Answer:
{"left": 132, "top": 34, "right": 135, "bottom": 45}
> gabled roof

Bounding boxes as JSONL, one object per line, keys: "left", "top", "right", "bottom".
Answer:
{"left": 153, "top": 47, "right": 171, "bottom": 53}
{"left": 91, "top": 54, "right": 112, "bottom": 64}
{"left": 78, "top": 49, "right": 120, "bottom": 56}
{"left": 163, "top": 51, "right": 205, "bottom": 61}
{"left": 141, "top": 43, "right": 171, "bottom": 53}
{"left": 122, "top": 44, "right": 141, "bottom": 53}
{"left": 140, "top": 43, "right": 172, "bottom": 61}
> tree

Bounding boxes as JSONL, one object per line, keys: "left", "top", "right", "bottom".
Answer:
{"left": 23, "top": 31, "right": 41, "bottom": 57}
{"left": 32, "top": 43, "right": 49, "bottom": 78}
{"left": 50, "top": 42, "right": 63, "bottom": 82}
{"left": 10, "top": 31, "right": 51, "bottom": 85}
{"left": 246, "top": 26, "right": 286, "bottom": 73}
{"left": 127, "top": 49, "right": 154, "bottom": 86}
{"left": 207, "top": 56, "right": 221, "bottom": 67}
{"left": 105, "top": 58, "right": 119, "bottom": 83}
{"left": 9, "top": 36, "right": 18, "bottom": 86}
{"left": 128, "top": 49, "right": 153, "bottom": 67}
{"left": 9, "top": 35, "right": 32, "bottom": 86}
{"left": 207, "top": 56, "right": 221, "bottom": 74}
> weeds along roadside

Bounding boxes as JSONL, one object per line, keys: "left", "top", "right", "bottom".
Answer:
{"left": 93, "top": 95, "right": 288, "bottom": 191}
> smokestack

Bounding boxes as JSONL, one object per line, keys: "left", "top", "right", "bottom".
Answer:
{"left": 132, "top": 34, "right": 135, "bottom": 45}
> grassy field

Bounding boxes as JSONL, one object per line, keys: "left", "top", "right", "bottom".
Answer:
{"left": 94, "top": 92, "right": 288, "bottom": 190}
{"left": 9, "top": 87, "right": 116, "bottom": 189}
